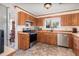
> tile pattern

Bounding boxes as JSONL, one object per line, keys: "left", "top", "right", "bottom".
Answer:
{"left": 13, "top": 43, "right": 75, "bottom": 56}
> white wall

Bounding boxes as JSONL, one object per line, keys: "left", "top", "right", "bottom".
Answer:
{"left": 0, "top": 4, "right": 8, "bottom": 47}
{"left": 6, "top": 4, "right": 33, "bottom": 49}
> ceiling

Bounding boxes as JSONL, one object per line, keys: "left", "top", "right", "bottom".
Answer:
{"left": 2, "top": 3, "right": 79, "bottom": 17}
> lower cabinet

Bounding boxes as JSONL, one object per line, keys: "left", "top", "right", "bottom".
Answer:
{"left": 37, "top": 31, "right": 57, "bottom": 45}
{"left": 18, "top": 32, "right": 30, "bottom": 50}
{"left": 37, "top": 32, "right": 46, "bottom": 43}
{"left": 68, "top": 34, "right": 73, "bottom": 49}
{"left": 73, "top": 36, "right": 79, "bottom": 56}
{"left": 46, "top": 32, "right": 57, "bottom": 45}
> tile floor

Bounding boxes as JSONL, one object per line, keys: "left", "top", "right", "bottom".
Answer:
{"left": 13, "top": 43, "right": 75, "bottom": 56}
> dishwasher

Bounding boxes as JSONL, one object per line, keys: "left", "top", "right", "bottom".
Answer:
{"left": 57, "top": 33, "right": 69, "bottom": 47}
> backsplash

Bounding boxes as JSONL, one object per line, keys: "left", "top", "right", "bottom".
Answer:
{"left": 17, "top": 25, "right": 79, "bottom": 31}
{"left": 17, "top": 25, "right": 37, "bottom": 31}
{"left": 17, "top": 25, "right": 26, "bottom": 31}
{"left": 61, "top": 26, "right": 79, "bottom": 31}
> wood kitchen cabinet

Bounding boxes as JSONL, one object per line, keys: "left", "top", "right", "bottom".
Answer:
{"left": 72, "top": 13, "right": 79, "bottom": 26}
{"left": 72, "top": 14, "right": 78, "bottom": 26}
{"left": 18, "top": 32, "right": 30, "bottom": 50}
{"left": 29, "top": 15, "right": 37, "bottom": 26}
{"left": 47, "top": 32, "right": 57, "bottom": 45}
{"left": 36, "top": 18, "right": 45, "bottom": 26}
{"left": 18, "top": 11, "right": 37, "bottom": 25}
{"left": 73, "top": 36, "right": 79, "bottom": 56}
{"left": 37, "top": 32, "right": 47, "bottom": 43}
{"left": 77, "top": 13, "right": 79, "bottom": 25}
{"left": 37, "top": 31, "right": 57, "bottom": 45}
{"left": 68, "top": 34, "right": 73, "bottom": 49}
{"left": 18, "top": 11, "right": 29, "bottom": 25}
{"left": 61, "top": 14, "right": 72, "bottom": 26}
{"left": 61, "top": 13, "right": 79, "bottom": 26}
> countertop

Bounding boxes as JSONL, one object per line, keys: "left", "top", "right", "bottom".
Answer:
{"left": 18, "top": 30, "right": 79, "bottom": 38}
{"left": 37, "top": 30, "right": 79, "bottom": 38}
{"left": 18, "top": 31, "right": 29, "bottom": 34}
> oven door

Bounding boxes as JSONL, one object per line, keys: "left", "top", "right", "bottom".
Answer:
{"left": 30, "top": 33, "right": 37, "bottom": 47}
{"left": 30, "top": 33, "right": 37, "bottom": 42}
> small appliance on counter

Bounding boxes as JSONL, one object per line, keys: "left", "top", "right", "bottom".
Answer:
{"left": 72, "top": 28, "right": 77, "bottom": 33}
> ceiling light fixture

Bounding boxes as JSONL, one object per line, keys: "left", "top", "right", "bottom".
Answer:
{"left": 44, "top": 3, "right": 52, "bottom": 9}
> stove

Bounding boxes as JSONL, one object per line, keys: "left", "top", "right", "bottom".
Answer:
{"left": 23, "top": 30, "right": 37, "bottom": 48}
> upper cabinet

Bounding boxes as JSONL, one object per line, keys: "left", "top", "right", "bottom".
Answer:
{"left": 18, "top": 11, "right": 79, "bottom": 26}
{"left": 61, "top": 14, "right": 72, "bottom": 26}
{"left": 29, "top": 15, "right": 37, "bottom": 26}
{"left": 72, "top": 13, "right": 79, "bottom": 26}
{"left": 18, "top": 11, "right": 37, "bottom": 26}
{"left": 36, "top": 18, "right": 45, "bottom": 26}
{"left": 18, "top": 11, "right": 29, "bottom": 25}
{"left": 61, "top": 13, "right": 79, "bottom": 26}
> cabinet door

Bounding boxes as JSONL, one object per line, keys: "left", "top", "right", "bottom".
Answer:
{"left": 76, "top": 13, "right": 79, "bottom": 26}
{"left": 40, "top": 32, "right": 46, "bottom": 43}
{"left": 30, "top": 16, "right": 37, "bottom": 26}
{"left": 61, "top": 14, "right": 72, "bottom": 26}
{"left": 37, "top": 32, "right": 47, "bottom": 43}
{"left": 47, "top": 33, "right": 57, "bottom": 45}
{"left": 61, "top": 15, "right": 68, "bottom": 26}
{"left": 36, "top": 18, "right": 45, "bottom": 26}
{"left": 72, "top": 14, "right": 78, "bottom": 26}
{"left": 23, "top": 34, "right": 29, "bottom": 49}
{"left": 67, "top": 14, "right": 72, "bottom": 26}
{"left": 68, "top": 34, "right": 73, "bottom": 48}
{"left": 18, "top": 11, "right": 29, "bottom": 25}
{"left": 37, "top": 32, "right": 42, "bottom": 42}
{"left": 73, "top": 36, "right": 79, "bottom": 55}
{"left": 18, "top": 33, "right": 29, "bottom": 50}
{"left": 18, "top": 34, "right": 25, "bottom": 49}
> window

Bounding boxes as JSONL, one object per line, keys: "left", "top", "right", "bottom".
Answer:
{"left": 44, "top": 17, "right": 61, "bottom": 30}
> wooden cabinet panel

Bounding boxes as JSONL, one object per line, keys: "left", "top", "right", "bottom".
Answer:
{"left": 18, "top": 34, "right": 24, "bottom": 49}
{"left": 18, "top": 11, "right": 29, "bottom": 25}
{"left": 29, "top": 15, "right": 37, "bottom": 26}
{"left": 73, "top": 36, "right": 79, "bottom": 55}
{"left": 61, "top": 14, "right": 72, "bottom": 26}
{"left": 37, "top": 32, "right": 43, "bottom": 42}
{"left": 18, "top": 32, "right": 29, "bottom": 50}
{"left": 67, "top": 14, "right": 72, "bottom": 25}
{"left": 76, "top": 13, "right": 79, "bottom": 26}
{"left": 61, "top": 15, "right": 67, "bottom": 26}
{"left": 18, "top": 11, "right": 36, "bottom": 25}
{"left": 72, "top": 14, "right": 78, "bottom": 26}
{"left": 37, "top": 31, "right": 57, "bottom": 45}
{"left": 61, "top": 13, "right": 79, "bottom": 26}
{"left": 37, "top": 32, "right": 47, "bottom": 43}
{"left": 47, "top": 33, "right": 57, "bottom": 45}
{"left": 36, "top": 18, "right": 45, "bottom": 26}
{"left": 68, "top": 34, "right": 73, "bottom": 48}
